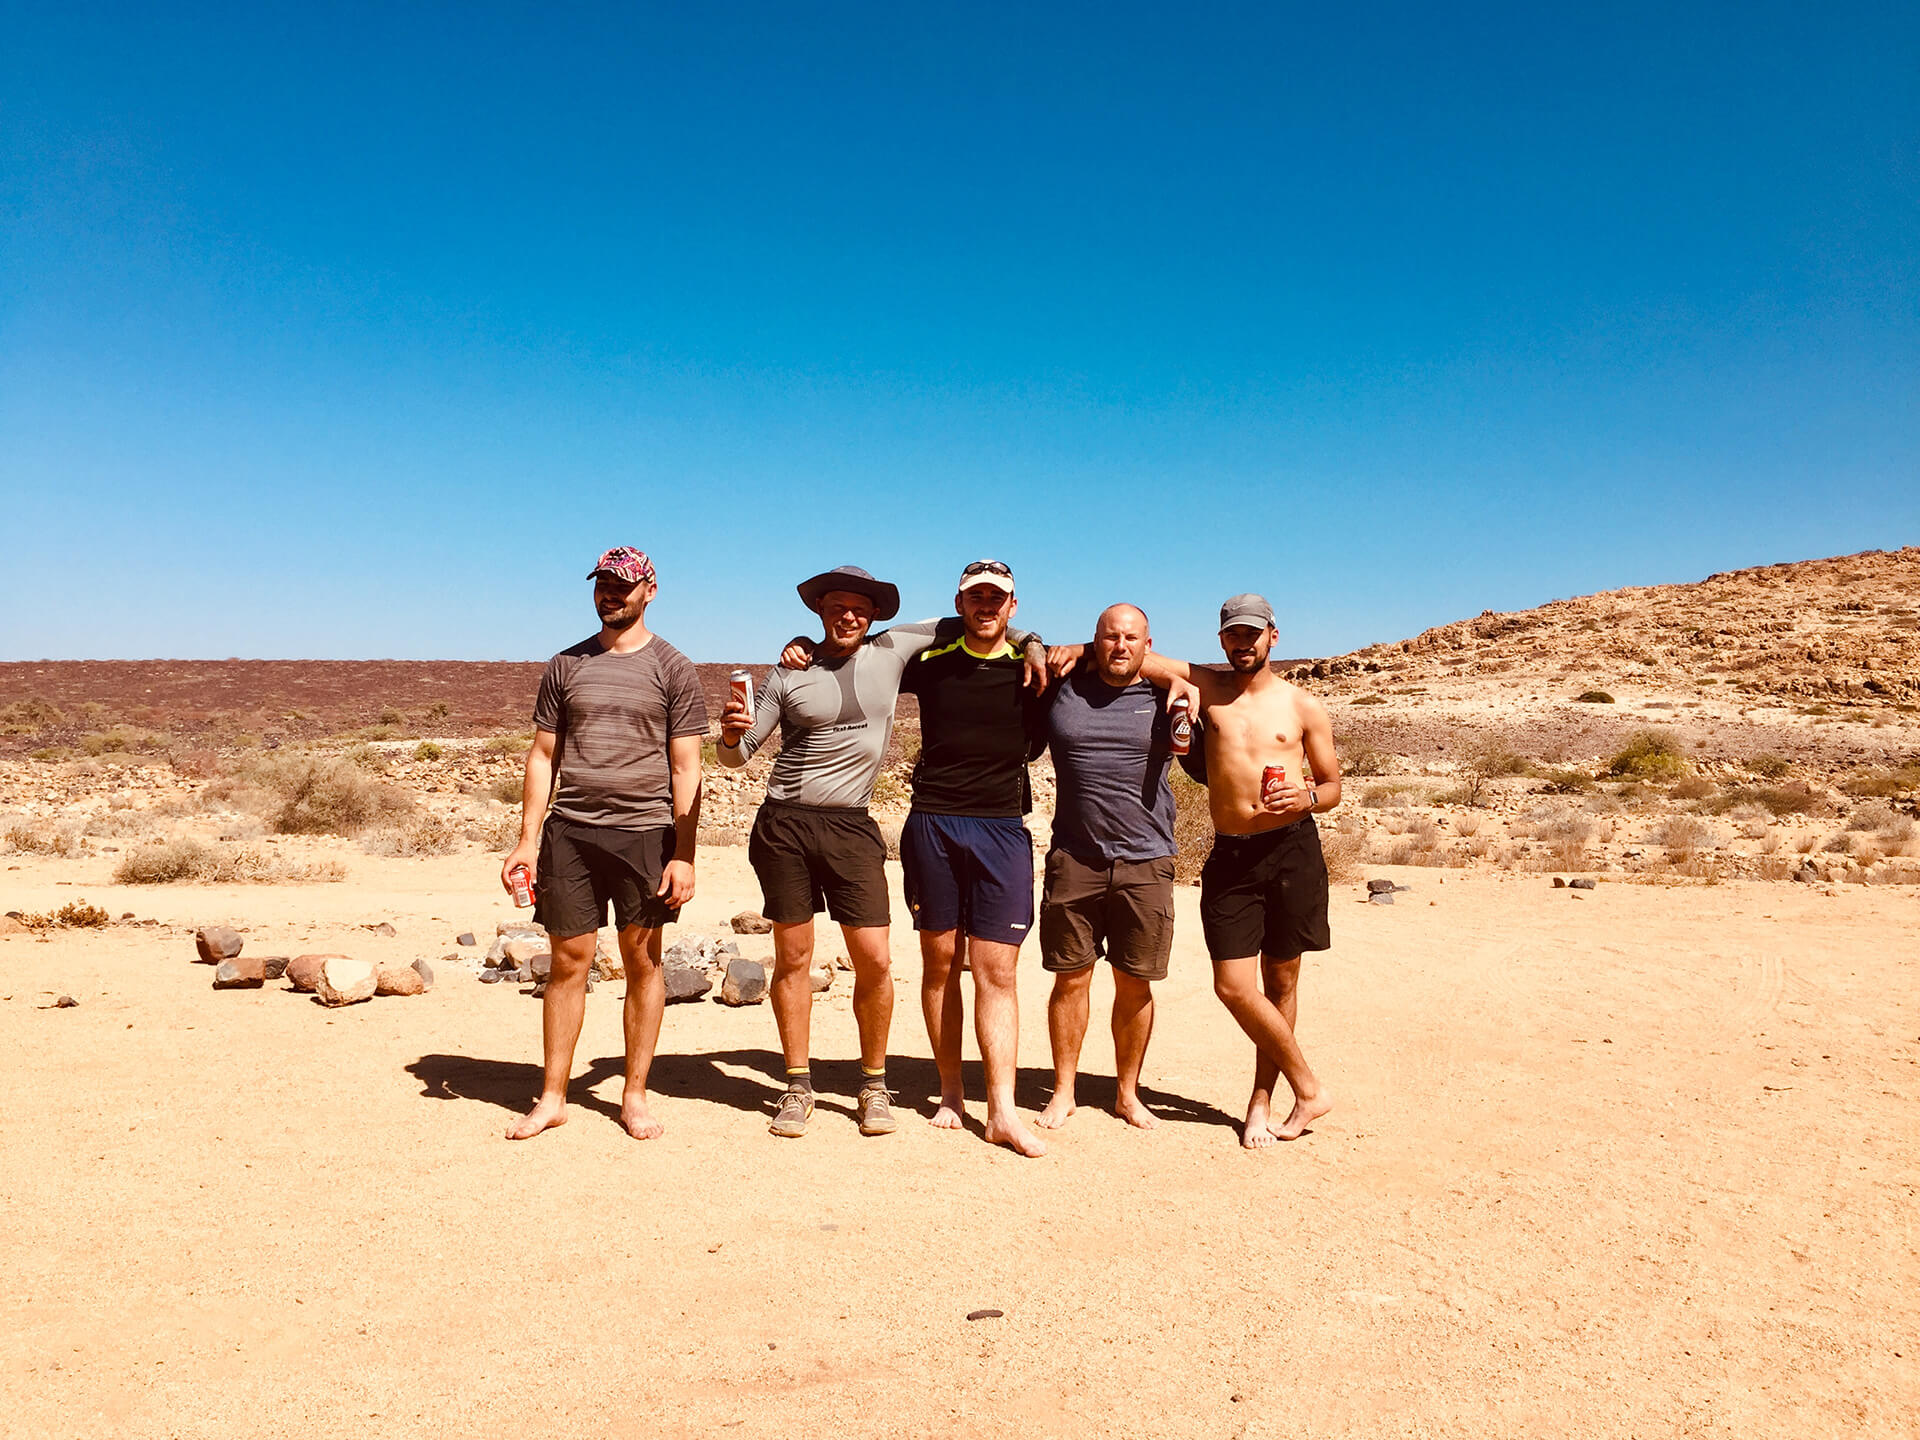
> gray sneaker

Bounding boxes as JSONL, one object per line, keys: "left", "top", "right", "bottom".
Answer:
{"left": 856, "top": 1084, "right": 898, "bottom": 1136}
{"left": 769, "top": 1087, "right": 814, "bottom": 1138}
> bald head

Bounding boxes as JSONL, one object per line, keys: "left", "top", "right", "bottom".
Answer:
{"left": 1092, "top": 603, "right": 1152, "bottom": 687}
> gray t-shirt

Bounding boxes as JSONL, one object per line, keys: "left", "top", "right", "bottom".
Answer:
{"left": 719, "top": 617, "right": 1035, "bottom": 810}
{"left": 533, "top": 636, "right": 709, "bottom": 830}
{"left": 1043, "top": 666, "right": 1177, "bottom": 863}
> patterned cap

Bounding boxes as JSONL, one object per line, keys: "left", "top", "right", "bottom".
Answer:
{"left": 588, "top": 547, "right": 656, "bottom": 584}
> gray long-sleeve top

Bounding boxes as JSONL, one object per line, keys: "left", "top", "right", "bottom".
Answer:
{"left": 717, "top": 618, "right": 1036, "bottom": 809}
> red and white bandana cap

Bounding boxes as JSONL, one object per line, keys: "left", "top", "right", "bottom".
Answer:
{"left": 588, "top": 547, "right": 656, "bottom": 584}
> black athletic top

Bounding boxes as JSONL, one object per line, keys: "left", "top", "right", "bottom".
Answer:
{"left": 900, "top": 634, "right": 1048, "bottom": 817}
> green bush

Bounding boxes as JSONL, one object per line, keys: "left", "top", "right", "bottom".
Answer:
{"left": 1746, "top": 753, "right": 1791, "bottom": 779}
{"left": 1608, "top": 730, "right": 1686, "bottom": 780}
{"left": 1706, "top": 783, "right": 1820, "bottom": 817}
{"left": 0, "top": 698, "right": 64, "bottom": 734}
{"left": 413, "top": 741, "right": 445, "bottom": 761}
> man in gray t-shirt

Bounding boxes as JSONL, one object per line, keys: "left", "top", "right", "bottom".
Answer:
{"left": 500, "top": 545, "right": 708, "bottom": 1144}
{"left": 717, "top": 564, "right": 1043, "bottom": 1140}
{"left": 1034, "top": 603, "right": 1181, "bottom": 1133}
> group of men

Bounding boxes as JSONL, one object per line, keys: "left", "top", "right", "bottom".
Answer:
{"left": 499, "top": 546, "right": 1340, "bottom": 1154}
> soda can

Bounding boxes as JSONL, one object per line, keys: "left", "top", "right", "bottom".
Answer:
{"left": 1168, "top": 696, "right": 1193, "bottom": 756}
{"left": 729, "top": 668, "right": 754, "bottom": 725}
{"left": 1262, "top": 764, "right": 1287, "bottom": 803}
{"left": 508, "top": 864, "right": 534, "bottom": 908}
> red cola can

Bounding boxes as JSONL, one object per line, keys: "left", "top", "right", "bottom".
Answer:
{"left": 1262, "top": 764, "right": 1287, "bottom": 803}
{"left": 729, "top": 668, "right": 754, "bottom": 725}
{"left": 508, "top": 864, "right": 534, "bottom": 908}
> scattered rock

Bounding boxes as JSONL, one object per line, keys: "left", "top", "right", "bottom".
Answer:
{"left": 363, "top": 922, "right": 396, "bottom": 937}
{"left": 317, "top": 957, "right": 377, "bottom": 1007}
{"left": 504, "top": 937, "right": 546, "bottom": 965}
{"left": 194, "top": 925, "right": 244, "bottom": 963}
{"left": 376, "top": 963, "right": 425, "bottom": 997}
{"left": 479, "top": 968, "right": 507, "bottom": 984}
{"left": 665, "top": 963, "right": 712, "bottom": 1003}
{"left": 720, "top": 956, "right": 769, "bottom": 1006}
{"left": 809, "top": 964, "right": 834, "bottom": 993}
{"left": 731, "top": 910, "right": 773, "bottom": 935}
{"left": 832, "top": 953, "right": 853, "bottom": 972}
{"left": 455, "top": 932, "right": 476, "bottom": 947}
{"left": 412, "top": 958, "right": 435, "bottom": 992}
{"left": 286, "top": 954, "right": 345, "bottom": 993}
{"left": 257, "top": 956, "right": 290, "bottom": 980}
{"left": 1552, "top": 877, "right": 1567, "bottom": 889}
{"left": 1366, "top": 879, "right": 1395, "bottom": 895}
{"left": 966, "top": 1309, "right": 1004, "bottom": 1321}
{"left": 1368, "top": 892, "right": 1394, "bottom": 905}
{"left": 213, "top": 956, "right": 266, "bottom": 989}
{"left": 1569, "top": 878, "right": 1597, "bottom": 890}
{"left": 529, "top": 982, "right": 547, "bottom": 999}
{"left": 597, "top": 938, "right": 624, "bottom": 981}
{"left": 497, "top": 921, "right": 544, "bottom": 939}
{"left": 54, "top": 994, "right": 78, "bottom": 1008}
{"left": 530, "top": 953, "right": 553, "bottom": 982}
{"left": 484, "top": 936, "right": 510, "bottom": 965}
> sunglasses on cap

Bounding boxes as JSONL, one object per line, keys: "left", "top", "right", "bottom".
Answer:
{"left": 960, "top": 559, "right": 1013, "bottom": 579}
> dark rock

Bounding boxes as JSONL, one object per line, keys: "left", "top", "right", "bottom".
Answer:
{"left": 1569, "top": 878, "right": 1596, "bottom": 890}
{"left": 664, "top": 963, "right": 712, "bottom": 1003}
{"left": 530, "top": 953, "right": 553, "bottom": 982}
{"left": 412, "top": 958, "right": 434, "bottom": 991}
{"left": 731, "top": 910, "right": 773, "bottom": 935}
{"left": 55, "top": 994, "right": 77, "bottom": 1008}
{"left": 1366, "top": 879, "right": 1395, "bottom": 895}
{"left": 456, "top": 932, "right": 476, "bottom": 947}
{"left": 364, "top": 922, "right": 396, "bottom": 937}
{"left": 194, "top": 925, "right": 244, "bottom": 963}
{"left": 966, "top": 1309, "right": 1004, "bottom": 1321}
{"left": 479, "top": 968, "right": 506, "bottom": 984}
{"left": 720, "top": 956, "right": 768, "bottom": 1006}
{"left": 257, "top": 956, "right": 290, "bottom": 980}
{"left": 529, "top": 982, "right": 547, "bottom": 999}
{"left": 1552, "top": 877, "right": 1567, "bottom": 889}
{"left": 1368, "top": 892, "right": 1395, "bottom": 905}
{"left": 213, "top": 956, "right": 266, "bottom": 989}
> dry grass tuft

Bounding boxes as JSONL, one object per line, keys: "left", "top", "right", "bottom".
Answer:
{"left": 113, "top": 839, "right": 345, "bottom": 885}
{"left": 361, "top": 811, "right": 463, "bottom": 857}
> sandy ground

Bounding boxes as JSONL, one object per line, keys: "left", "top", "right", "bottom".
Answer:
{"left": 3, "top": 845, "right": 1917, "bottom": 1438}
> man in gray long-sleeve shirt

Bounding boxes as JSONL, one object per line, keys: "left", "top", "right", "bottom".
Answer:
{"left": 717, "top": 564, "right": 1043, "bottom": 1139}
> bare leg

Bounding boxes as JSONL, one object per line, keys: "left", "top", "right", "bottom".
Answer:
{"left": 840, "top": 923, "right": 893, "bottom": 1073}
{"left": 1110, "top": 972, "right": 1158, "bottom": 1130}
{"left": 1212, "top": 953, "right": 1331, "bottom": 1148}
{"left": 769, "top": 920, "right": 815, "bottom": 1072}
{"left": 969, "top": 937, "right": 1046, "bottom": 1157}
{"left": 1261, "top": 953, "right": 1330, "bottom": 1138}
{"left": 618, "top": 925, "right": 667, "bottom": 1140}
{"left": 1036, "top": 966, "right": 1093, "bottom": 1129}
{"left": 507, "top": 931, "right": 597, "bottom": 1139}
{"left": 919, "top": 929, "right": 966, "bottom": 1127}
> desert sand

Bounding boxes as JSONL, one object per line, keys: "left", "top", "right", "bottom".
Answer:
{"left": 4, "top": 837, "right": 1916, "bottom": 1438}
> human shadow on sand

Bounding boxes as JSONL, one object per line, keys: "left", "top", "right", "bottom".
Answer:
{"left": 407, "top": 1048, "right": 1239, "bottom": 1135}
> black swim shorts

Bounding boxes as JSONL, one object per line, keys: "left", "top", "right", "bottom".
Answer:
{"left": 747, "top": 800, "right": 891, "bottom": 928}
{"left": 534, "top": 816, "right": 681, "bottom": 939}
{"left": 1198, "top": 819, "right": 1331, "bottom": 962}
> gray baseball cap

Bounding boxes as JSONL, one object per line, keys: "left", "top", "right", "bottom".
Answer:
{"left": 1218, "top": 593, "right": 1275, "bottom": 631}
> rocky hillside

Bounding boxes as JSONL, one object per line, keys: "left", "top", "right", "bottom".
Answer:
{"left": 1296, "top": 547, "right": 1920, "bottom": 707}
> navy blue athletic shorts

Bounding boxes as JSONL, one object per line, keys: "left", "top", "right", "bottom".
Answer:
{"left": 899, "top": 811, "right": 1035, "bottom": 945}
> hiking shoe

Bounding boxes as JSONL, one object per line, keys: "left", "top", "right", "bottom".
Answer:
{"left": 769, "top": 1087, "right": 814, "bottom": 1138}
{"left": 856, "top": 1084, "right": 898, "bottom": 1136}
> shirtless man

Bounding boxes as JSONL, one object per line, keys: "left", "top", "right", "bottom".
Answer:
{"left": 1050, "top": 593, "right": 1338, "bottom": 1147}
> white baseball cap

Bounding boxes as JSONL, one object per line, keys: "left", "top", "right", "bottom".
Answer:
{"left": 956, "top": 558, "right": 1015, "bottom": 594}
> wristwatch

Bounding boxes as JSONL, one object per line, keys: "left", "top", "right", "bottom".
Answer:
{"left": 1307, "top": 786, "right": 1318, "bottom": 812}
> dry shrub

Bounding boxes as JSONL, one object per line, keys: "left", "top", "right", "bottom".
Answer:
{"left": 1361, "top": 782, "right": 1419, "bottom": 809}
{"left": 80, "top": 725, "right": 166, "bottom": 756}
{"left": 465, "top": 810, "right": 522, "bottom": 850}
{"left": 483, "top": 733, "right": 532, "bottom": 754}
{"left": 1339, "top": 741, "right": 1390, "bottom": 778}
{"left": 488, "top": 772, "right": 524, "bottom": 804}
{"left": 362, "top": 811, "right": 462, "bottom": 857}
{"left": 0, "top": 698, "right": 64, "bottom": 734}
{"left": 1839, "top": 764, "right": 1920, "bottom": 798}
{"left": 1466, "top": 834, "right": 1496, "bottom": 859}
{"left": 1652, "top": 816, "right": 1716, "bottom": 862}
{"left": 1172, "top": 773, "right": 1212, "bottom": 884}
{"left": 1609, "top": 731, "right": 1687, "bottom": 780}
{"left": 413, "top": 741, "right": 446, "bottom": 761}
{"left": 1671, "top": 775, "right": 1716, "bottom": 802}
{"left": 11, "top": 899, "right": 111, "bottom": 929}
{"left": 82, "top": 807, "right": 157, "bottom": 838}
{"left": 1755, "top": 854, "right": 1796, "bottom": 881}
{"left": 1537, "top": 767, "right": 1596, "bottom": 794}
{"left": 1822, "top": 833, "right": 1853, "bottom": 854}
{"left": 1454, "top": 814, "right": 1483, "bottom": 837}
{"left": 1846, "top": 802, "right": 1915, "bottom": 840}
{"left": 253, "top": 755, "right": 413, "bottom": 836}
{"left": 1853, "top": 843, "right": 1884, "bottom": 867}
{"left": 1321, "top": 827, "right": 1363, "bottom": 883}
{"left": 1746, "top": 753, "right": 1791, "bottom": 779}
{"left": 696, "top": 823, "right": 749, "bottom": 848}
{"left": 1708, "top": 783, "right": 1821, "bottom": 817}
{"left": 5, "top": 820, "right": 85, "bottom": 857}
{"left": 113, "top": 838, "right": 345, "bottom": 884}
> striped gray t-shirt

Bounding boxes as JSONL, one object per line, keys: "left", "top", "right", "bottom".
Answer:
{"left": 533, "top": 635, "right": 709, "bottom": 830}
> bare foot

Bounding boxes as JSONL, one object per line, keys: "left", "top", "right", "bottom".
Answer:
{"left": 1034, "top": 1092, "right": 1077, "bottom": 1130}
{"left": 984, "top": 1112, "right": 1049, "bottom": 1157}
{"left": 1112, "top": 1093, "right": 1159, "bottom": 1130}
{"left": 621, "top": 1095, "right": 664, "bottom": 1141}
{"left": 507, "top": 1098, "right": 567, "bottom": 1140}
{"left": 929, "top": 1095, "right": 966, "bottom": 1130}
{"left": 1241, "top": 1099, "right": 1277, "bottom": 1150}
{"left": 1271, "top": 1090, "right": 1334, "bottom": 1141}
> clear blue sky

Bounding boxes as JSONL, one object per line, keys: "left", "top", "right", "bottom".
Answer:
{"left": 3, "top": 2, "right": 1915, "bottom": 663}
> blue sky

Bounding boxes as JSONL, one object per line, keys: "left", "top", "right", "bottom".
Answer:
{"left": 3, "top": 2, "right": 1915, "bottom": 663}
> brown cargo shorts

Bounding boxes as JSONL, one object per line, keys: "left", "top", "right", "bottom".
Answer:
{"left": 1038, "top": 848, "right": 1177, "bottom": 982}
